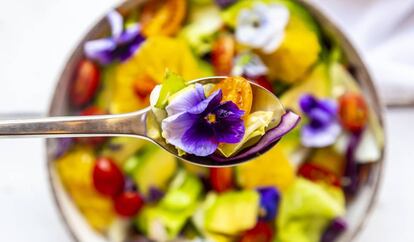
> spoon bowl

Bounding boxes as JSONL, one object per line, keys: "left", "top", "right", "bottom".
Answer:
{"left": 0, "top": 76, "right": 292, "bottom": 167}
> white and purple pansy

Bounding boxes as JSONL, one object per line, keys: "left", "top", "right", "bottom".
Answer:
{"left": 161, "top": 84, "right": 245, "bottom": 157}
{"left": 84, "top": 10, "right": 145, "bottom": 65}
{"left": 235, "top": 3, "right": 289, "bottom": 54}
{"left": 299, "top": 94, "right": 341, "bottom": 147}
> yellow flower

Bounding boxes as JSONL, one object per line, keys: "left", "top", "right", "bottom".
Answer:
{"left": 111, "top": 36, "right": 210, "bottom": 114}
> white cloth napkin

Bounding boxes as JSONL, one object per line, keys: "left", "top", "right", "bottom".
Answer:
{"left": 310, "top": 0, "right": 414, "bottom": 106}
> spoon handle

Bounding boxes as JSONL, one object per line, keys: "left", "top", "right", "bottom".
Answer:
{"left": 0, "top": 109, "right": 149, "bottom": 139}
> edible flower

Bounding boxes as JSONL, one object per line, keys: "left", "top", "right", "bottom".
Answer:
{"left": 257, "top": 187, "right": 280, "bottom": 221}
{"left": 299, "top": 94, "right": 341, "bottom": 147}
{"left": 84, "top": 11, "right": 145, "bottom": 65}
{"left": 231, "top": 52, "right": 268, "bottom": 77}
{"left": 161, "top": 84, "right": 245, "bottom": 156}
{"left": 235, "top": 3, "right": 289, "bottom": 54}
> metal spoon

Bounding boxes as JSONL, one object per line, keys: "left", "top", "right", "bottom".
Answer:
{"left": 0, "top": 76, "right": 285, "bottom": 167}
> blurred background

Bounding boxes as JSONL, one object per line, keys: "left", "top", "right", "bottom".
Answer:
{"left": 0, "top": 0, "right": 413, "bottom": 241}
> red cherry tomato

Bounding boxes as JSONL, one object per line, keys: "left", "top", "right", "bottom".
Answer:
{"left": 212, "top": 34, "right": 235, "bottom": 76}
{"left": 70, "top": 60, "right": 100, "bottom": 107}
{"left": 209, "top": 167, "right": 233, "bottom": 193}
{"left": 298, "top": 163, "right": 341, "bottom": 187}
{"left": 76, "top": 106, "right": 107, "bottom": 146}
{"left": 114, "top": 191, "right": 144, "bottom": 217}
{"left": 240, "top": 222, "right": 273, "bottom": 242}
{"left": 248, "top": 75, "right": 274, "bottom": 93}
{"left": 93, "top": 157, "right": 124, "bottom": 197}
{"left": 338, "top": 92, "right": 368, "bottom": 133}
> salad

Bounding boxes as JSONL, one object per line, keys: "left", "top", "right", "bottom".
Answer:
{"left": 53, "top": 0, "right": 384, "bottom": 242}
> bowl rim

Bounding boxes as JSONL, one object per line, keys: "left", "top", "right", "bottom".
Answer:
{"left": 45, "top": 0, "right": 387, "bottom": 241}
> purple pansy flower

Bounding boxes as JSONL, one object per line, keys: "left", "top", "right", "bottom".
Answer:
{"left": 84, "top": 11, "right": 145, "bottom": 65}
{"left": 162, "top": 84, "right": 245, "bottom": 157}
{"left": 257, "top": 187, "right": 280, "bottom": 221}
{"left": 299, "top": 94, "right": 341, "bottom": 147}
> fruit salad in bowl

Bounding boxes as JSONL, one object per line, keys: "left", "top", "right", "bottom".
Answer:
{"left": 46, "top": 0, "right": 385, "bottom": 242}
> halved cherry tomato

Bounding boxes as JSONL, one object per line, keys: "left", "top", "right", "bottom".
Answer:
{"left": 133, "top": 74, "right": 158, "bottom": 100}
{"left": 76, "top": 106, "right": 107, "bottom": 146}
{"left": 209, "top": 167, "right": 233, "bottom": 193}
{"left": 240, "top": 222, "right": 273, "bottom": 242}
{"left": 93, "top": 157, "right": 124, "bottom": 197}
{"left": 210, "top": 77, "right": 253, "bottom": 116}
{"left": 114, "top": 191, "right": 144, "bottom": 217}
{"left": 298, "top": 163, "right": 341, "bottom": 187}
{"left": 140, "top": 0, "right": 187, "bottom": 36}
{"left": 212, "top": 34, "right": 235, "bottom": 76}
{"left": 248, "top": 75, "right": 274, "bottom": 93}
{"left": 70, "top": 60, "right": 100, "bottom": 107}
{"left": 338, "top": 92, "right": 368, "bottom": 133}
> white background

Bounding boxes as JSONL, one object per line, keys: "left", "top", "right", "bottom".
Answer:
{"left": 0, "top": 0, "right": 413, "bottom": 241}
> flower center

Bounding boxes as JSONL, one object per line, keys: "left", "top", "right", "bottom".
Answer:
{"left": 205, "top": 113, "right": 217, "bottom": 124}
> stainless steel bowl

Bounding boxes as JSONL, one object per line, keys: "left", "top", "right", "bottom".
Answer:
{"left": 46, "top": 0, "right": 386, "bottom": 241}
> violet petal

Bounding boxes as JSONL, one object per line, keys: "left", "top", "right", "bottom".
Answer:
{"left": 299, "top": 94, "right": 318, "bottom": 114}
{"left": 215, "top": 0, "right": 237, "bottom": 8}
{"left": 188, "top": 89, "right": 222, "bottom": 115}
{"left": 301, "top": 122, "right": 341, "bottom": 148}
{"left": 166, "top": 84, "right": 206, "bottom": 116}
{"left": 181, "top": 120, "right": 218, "bottom": 156}
{"left": 107, "top": 10, "right": 123, "bottom": 39}
{"left": 257, "top": 187, "right": 280, "bottom": 221}
{"left": 212, "top": 101, "right": 245, "bottom": 143}
{"left": 116, "top": 24, "right": 140, "bottom": 44}
{"left": 84, "top": 38, "right": 116, "bottom": 64}
{"left": 321, "top": 217, "right": 347, "bottom": 242}
{"left": 161, "top": 112, "right": 198, "bottom": 150}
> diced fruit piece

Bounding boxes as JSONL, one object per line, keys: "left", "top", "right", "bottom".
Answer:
{"left": 209, "top": 167, "right": 234, "bottom": 193}
{"left": 133, "top": 74, "right": 158, "bottom": 101}
{"left": 76, "top": 106, "right": 107, "bottom": 146}
{"left": 55, "top": 147, "right": 115, "bottom": 231}
{"left": 132, "top": 147, "right": 177, "bottom": 196}
{"left": 93, "top": 157, "right": 125, "bottom": 197}
{"left": 160, "top": 170, "right": 202, "bottom": 210}
{"left": 140, "top": 0, "right": 187, "bottom": 36}
{"left": 310, "top": 148, "right": 345, "bottom": 177}
{"left": 205, "top": 190, "right": 259, "bottom": 235}
{"left": 240, "top": 221, "right": 273, "bottom": 242}
{"left": 70, "top": 60, "right": 100, "bottom": 107}
{"left": 298, "top": 163, "right": 341, "bottom": 187}
{"left": 136, "top": 171, "right": 201, "bottom": 239}
{"left": 114, "top": 191, "right": 144, "bottom": 217}
{"left": 338, "top": 92, "right": 368, "bottom": 133}
{"left": 276, "top": 178, "right": 345, "bottom": 242}
{"left": 281, "top": 62, "right": 330, "bottom": 114}
{"left": 210, "top": 76, "right": 253, "bottom": 116}
{"left": 237, "top": 146, "right": 295, "bottom": 192}
{"left": 212, "top": 34, "right": 235, "bottom": 75}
